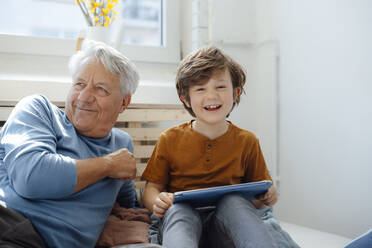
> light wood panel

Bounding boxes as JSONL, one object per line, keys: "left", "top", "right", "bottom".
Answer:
{"left": 0, "top": 101, "right": 191, "bottom": 192}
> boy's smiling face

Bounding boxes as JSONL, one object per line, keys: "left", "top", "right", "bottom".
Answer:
{"left": 181, "top": 69, "right": 241, "bottom": 128}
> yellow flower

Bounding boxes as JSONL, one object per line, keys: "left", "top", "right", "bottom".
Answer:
{"left": 93, "top": 1, "right": 103, "bottom": 8}
{"left": 76, "top": 0, "right": 120, "bottom": 27}
{"left": 89, "top": 1, "right": 103, "bottom": 12}
{"left": 101, "top": 8, "right": 109, "bottom": 16}
{"left": 107, "top": 3, "right": 114, "bottom": 10}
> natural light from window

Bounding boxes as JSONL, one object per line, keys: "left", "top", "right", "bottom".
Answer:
{"left": 0, "top": 0, "right": 162, "bottom": 47}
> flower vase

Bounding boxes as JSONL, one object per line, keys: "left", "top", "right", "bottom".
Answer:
{"left": 85, "top": 26, "right": 113, "bottom": 45}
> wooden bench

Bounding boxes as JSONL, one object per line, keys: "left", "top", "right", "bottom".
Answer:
{"left": 0, "top": 101, "right": 192, "bottom": 200}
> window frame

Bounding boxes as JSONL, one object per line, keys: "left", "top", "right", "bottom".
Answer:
{"left": 0, "top": 0, "right": 180, "bottom": 63}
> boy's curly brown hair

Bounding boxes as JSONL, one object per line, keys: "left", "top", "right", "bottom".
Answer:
{"left": 176, "top": 46, "right": 246, "bottom": 117}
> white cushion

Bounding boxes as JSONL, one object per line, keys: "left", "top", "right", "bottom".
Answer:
{"left": 280, "top": 221, "right": 351, "bottom": 248}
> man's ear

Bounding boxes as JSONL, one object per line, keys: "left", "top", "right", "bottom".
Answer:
{"left": 119, "top": 94, "right": 131, "bottom": 113}
{"left": 179, "top": 95, "right": 191, "bottom": 108}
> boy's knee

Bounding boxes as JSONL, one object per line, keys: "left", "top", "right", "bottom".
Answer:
{"left": 166, "top": 203, "right": 194, "bottom": 215}
{"left": 216, "top": 193, "right": 257, "bottom": 217}
{"left": 217, "top": 193, "right": 250, "bottom": 207}
{"left": 165, "top": 203, "right": 201, "bottom": 223}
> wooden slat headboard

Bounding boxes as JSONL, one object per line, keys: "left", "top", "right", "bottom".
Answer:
{"left": 0, "top": 101, "right": 192, "bottom": 192}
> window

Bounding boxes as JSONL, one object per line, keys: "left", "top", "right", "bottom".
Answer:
{"left": 121, "top": 0, "right": 163, "bottom": 46}
{"left": 0, "top": 0, "right": 84, "bottom": 39}
{"left": 0, "top": 0, "right": 179, "bottom": 63}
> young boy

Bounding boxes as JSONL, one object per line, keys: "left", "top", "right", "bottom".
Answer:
{"left": 142, "top": 46, "right": 278, "bottom": 248}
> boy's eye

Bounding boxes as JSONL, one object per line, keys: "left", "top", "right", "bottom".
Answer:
{"left": 196, "top": 87, "right": 205, "bottom": 91}
{"left": 217, "top": 85, "right": 226, "bottom": 89}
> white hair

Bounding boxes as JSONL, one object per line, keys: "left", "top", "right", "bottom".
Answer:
{"left": 68, "top": 39, "right": 139, "bottom": 95}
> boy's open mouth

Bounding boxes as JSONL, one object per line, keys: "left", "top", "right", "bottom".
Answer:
{"left": 204, "top": 104, "right": 222, "bottom": 111}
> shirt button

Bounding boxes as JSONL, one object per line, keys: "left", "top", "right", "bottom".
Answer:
{"left": 207, "top": 144, "right": 212, "bottom": 149}
{"left": 206, "top": 157, "right": 210, "bottom": 162}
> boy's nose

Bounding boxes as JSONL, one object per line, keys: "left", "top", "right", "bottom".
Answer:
{"left": 206, "top": 89, "right": 218, "bottom": 99}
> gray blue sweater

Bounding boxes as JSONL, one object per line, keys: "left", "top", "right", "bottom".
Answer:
{"left": 0, "top": 94, "right": 135, "bottom": 248}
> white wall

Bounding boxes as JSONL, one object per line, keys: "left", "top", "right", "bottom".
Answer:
{"left": 0, "top": 52, "right": 179, "bottom": 104}
{"left": 275, "top": 0, "right": 372, "bottom": 238}
{"left": 206, "top": 0, "right": 279, "bottom": 181}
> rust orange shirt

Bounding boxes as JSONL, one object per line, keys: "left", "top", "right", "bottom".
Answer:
{"left": 141, "top": 121, "right": 272, "bottom": 193}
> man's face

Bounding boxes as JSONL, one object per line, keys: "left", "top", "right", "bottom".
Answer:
{"left": 65, "top": 60, "right": 130, "bottom": 138}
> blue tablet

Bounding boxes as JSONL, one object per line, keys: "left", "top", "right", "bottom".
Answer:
{"left": 173, "top": 180, "right": 272, "bottom": 208}
{"left": 344, "top": 229, "right": 372, "bottom": 248}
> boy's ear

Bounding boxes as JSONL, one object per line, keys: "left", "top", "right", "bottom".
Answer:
{"left": 234, "top": 87, "right": 242, "bottom": 101}
{"left": 179, "top": 95, "right": 191, "bottom": 108}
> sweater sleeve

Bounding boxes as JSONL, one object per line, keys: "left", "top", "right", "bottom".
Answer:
{"left": 116, "top": 180, "right": 136, "bottom": 208}
{"left": 116, "top": 136, "right": 136, "bottom": 208}
{"left": 0, "top": 95, "right": 77, "bottom": 199}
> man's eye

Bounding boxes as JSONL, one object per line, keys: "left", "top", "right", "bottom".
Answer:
{"left": 74, "top": 82, "right": 85, "bottom": 88}
{"left": 97, "top": 87, "right": 109, "bottom": 96}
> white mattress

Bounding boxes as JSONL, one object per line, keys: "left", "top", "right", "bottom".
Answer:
{"left": 280, "top": 221, "right": 351, "bottom": 248}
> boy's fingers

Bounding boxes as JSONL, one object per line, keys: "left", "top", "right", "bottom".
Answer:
{"left": 264, "top": 196, "right": 277, "bottom": 206}
{"left": 167, "top": 193, "right": 174, "bottom": 203}
{"left": 256, "top": 193, "right": 267, "bottom": 200}
{"left": 263, "top": 192, "right": 278, "bottom": 206}
{"left": 262, "top": 186, "right": 276, "bottom": 200}
{"left": 159, "top": 192, "right": 173, "bottom": 205}
{"left": 155, "top": 197, "right": 169, "bottom": 209}
{"left": 153, "top": 211, "right": 164, "bottom": 218}
{"left": 154, "top": 192, "right": 173, "bottom": 213}
{"left": 153, "top": 205, "right": 165, "bottom": 216}
{"left": 256, "top": 186, "right": 278, "bottom": 205}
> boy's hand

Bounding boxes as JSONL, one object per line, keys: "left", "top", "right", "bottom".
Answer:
{"left": 153, "top": 192, "right": 174, "bottom": 218}
{"left": 256, "top": 185, "right": 278, "bottom": 206}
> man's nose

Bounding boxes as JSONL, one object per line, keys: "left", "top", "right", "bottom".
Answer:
{"left": 78, "top": 85, "right": 95, "bottom": 102}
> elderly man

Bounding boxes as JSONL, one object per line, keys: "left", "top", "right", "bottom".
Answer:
{"left": 0, "top": 40, "right": 140, "bottom": 248}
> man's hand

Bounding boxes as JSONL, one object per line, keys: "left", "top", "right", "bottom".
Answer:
{"left": 153, "top": 192, "right": 174, "bottom": 218}
{"left": 256, "top": 185, "right": 278, "bottom": 206}
{"left": 75, "top": 148, "right": 137, "bottom": 193}
{"left": 104, "top": 148, "right": 137, "bottom": 181}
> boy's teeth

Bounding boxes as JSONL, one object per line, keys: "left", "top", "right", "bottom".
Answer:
{"left": 205, "top": 105, "right": 220, "bottom": 109}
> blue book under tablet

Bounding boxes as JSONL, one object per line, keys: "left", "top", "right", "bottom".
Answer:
{"left": 173, "top": 180, "right": 272, "bottom": 208}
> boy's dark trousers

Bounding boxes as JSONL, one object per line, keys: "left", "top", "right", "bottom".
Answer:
{"left": 0, "top": 205, "right": 47, "bottom": 248}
